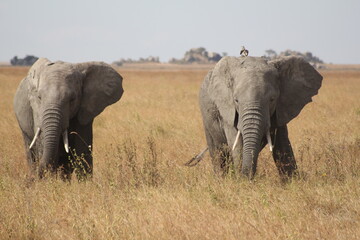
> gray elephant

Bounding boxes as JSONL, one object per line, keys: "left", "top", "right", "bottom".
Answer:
{"left": 198, "top": 56, "right": 322, "bottom": 179}
{"left": 13, "top": 58, "right": 124, "bottom": 178}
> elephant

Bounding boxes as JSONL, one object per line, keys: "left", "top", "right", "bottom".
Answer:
{"left": 13, "top": 58, "right": 124, "bottom": 179}
{"left": 198, "top": 56, "right": 322, "bottom": 179}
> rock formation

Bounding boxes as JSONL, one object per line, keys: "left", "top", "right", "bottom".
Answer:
{"left": 169, "top": 47, "right": 222, "bottom": 64}
{"left": 264, "top": 49, "right": 324, "bottom": 68}
{"left": 113, "top": 56, "right": 160, "bottom": 66}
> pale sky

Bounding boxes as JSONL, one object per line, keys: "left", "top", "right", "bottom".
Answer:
{"left": 1, "top": 0, "right": 359, "bottom": 64}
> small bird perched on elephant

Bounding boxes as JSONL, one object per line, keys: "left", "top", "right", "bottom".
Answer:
{"left": 197, "top": 55, "right": 322, "bottom": 179}
{"left": 13, "top": 58, "right": 124, "bottom": 179}
{"left": 240, "top": 46, "right": 249, "bottom": 56}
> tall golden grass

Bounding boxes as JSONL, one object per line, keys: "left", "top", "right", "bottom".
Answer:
{"left": 0, "top": 66, "right": 359, "bottom": 239}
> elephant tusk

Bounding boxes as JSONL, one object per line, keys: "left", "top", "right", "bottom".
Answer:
{"left": 63, "top": 130, "right": 69, "bottom": 153}
{"left": 232, "top": 130, "right": 241, "bottom": 151}
{"left": 266, "top": 130, "right": 273, "bottom": 152}
{"left": 29, "top": 127, "right": 41, "bottom": 150}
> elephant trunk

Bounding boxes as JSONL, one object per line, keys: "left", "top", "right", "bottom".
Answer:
{"left": 240, "top": 107, "right": 265, "bottom": 178}
{"left": 39, "top": 105, "right": 63, "bottom": 176}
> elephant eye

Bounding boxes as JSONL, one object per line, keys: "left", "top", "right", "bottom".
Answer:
{"left": 234, "top": 99, "right": 239, "bottom": 103}
{"left": 37, "top": 95, "right": 42, "bottom": 100}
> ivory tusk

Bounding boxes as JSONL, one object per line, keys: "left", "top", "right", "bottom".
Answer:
{"left": 232, "top": 130, "right": 241, "bottom": 151}
{"left": 29, "top": 127, "right": 41, "bottom": 149}
{"left": 266, "top": 130, "right": 273, "bottom": 152}
{"left": 63, "top": 130, "right": 69, "bottom": 153}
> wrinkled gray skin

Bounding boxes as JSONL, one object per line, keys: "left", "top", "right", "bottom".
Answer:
{"left": 199, "top": 56, "right": 322, "bottom": 179}
{"left": 14, "top": 58, "right": 124, "bottom": 179}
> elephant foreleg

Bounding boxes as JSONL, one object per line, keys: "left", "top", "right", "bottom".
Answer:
{"left": 59, "top": 118, "right": 93, "bottom": 180}
{"left": 272, "top": 125, "right": 297, "bottom": 178}
{"left": 204, "top": 125, "right": 229, "bottom": 177}
{"left": 21, "top": 132, "right": 38, "bottom": 176}
{"left": 71, "top": 118, "right": 93, "bottom": 179}
{"left": 224, "top": 128, "right": 243, "bottom": 175}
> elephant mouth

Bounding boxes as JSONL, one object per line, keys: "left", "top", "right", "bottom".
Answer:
{"left": 29, "top": 127, "right": 69, "bottom": 153}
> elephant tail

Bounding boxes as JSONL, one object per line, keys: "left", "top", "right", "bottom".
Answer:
{"left": 185, "top": 147, "right": 208, "bottom": 167}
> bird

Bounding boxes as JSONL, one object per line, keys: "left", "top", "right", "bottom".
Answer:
{"left": 240, "top": 46, "right": 249, "bottom": 57}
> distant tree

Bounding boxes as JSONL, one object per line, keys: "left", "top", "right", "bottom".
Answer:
{"left": 10, "top": 56, "right": 18, "bottom": 65}
{"left": 10, "top": 55, "right": 38, "bottom": 66}
{"left": 264, "top": 49, "right": 277, "bottom": 59}
{"left": 222, "top": 52, "right": 228, "bottom": 57}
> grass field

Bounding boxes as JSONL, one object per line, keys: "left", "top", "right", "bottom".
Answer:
{"left": 0, "top": 66, "right": 360, "bottom": 239}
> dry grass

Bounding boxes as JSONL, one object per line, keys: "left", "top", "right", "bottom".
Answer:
{"left": 0, "top": 66, "right": 360, "bottom": 239}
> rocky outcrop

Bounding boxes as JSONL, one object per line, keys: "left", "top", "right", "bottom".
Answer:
{"left": 169, "top": 47, "right": 222, "bottom": 64}
{"left": 113, "top": 56, "right": 160, "bottom": 66}
{"left": 264, "top": 49, "right": 324, "bottom": 68}
{"left": 10, "top": 55, "right": 39, "bottom": 66}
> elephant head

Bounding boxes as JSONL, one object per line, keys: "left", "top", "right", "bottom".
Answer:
{"left": 14, "top": 58, "right": 123, "bottom": 177}
{"left": 203, "top": 56, "right": 322, "bottom": 178}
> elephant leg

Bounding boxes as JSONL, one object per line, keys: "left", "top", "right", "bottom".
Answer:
{"left": 272, "top": 125, "right": 297, "bottom": 178}
{"left": 58, "top": 136, "right": 73, "bottom": 181}
{"left": 204, "top": 123, "right": 229, "bottom": 177}
{"left": 224, "top": 127, "right": 243, "bottom": 175}
{"left": 21, "top": 132, "right": 37, "bottom": 176}
{"left": 200, "top": 96, "right": 229, "bottom": 176}
{"left": 57, "top": 118, "right": 93, "bottom": 180}
{"left": 71, "top": 118, "right": 93, "bottom": 179}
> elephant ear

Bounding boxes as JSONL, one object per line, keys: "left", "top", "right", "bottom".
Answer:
{"left": 76, "top": 62, "right": 124, "bottom": 125}
{"left": 207, "top": 57, "right": 236, "bottom": 127}
{"left": 270, "top": 56, "right": 322, "bottom": 126}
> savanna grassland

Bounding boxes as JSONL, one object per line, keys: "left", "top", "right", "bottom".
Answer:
{"left": 0, "top": 65, "right": 360, "bottom": 239}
